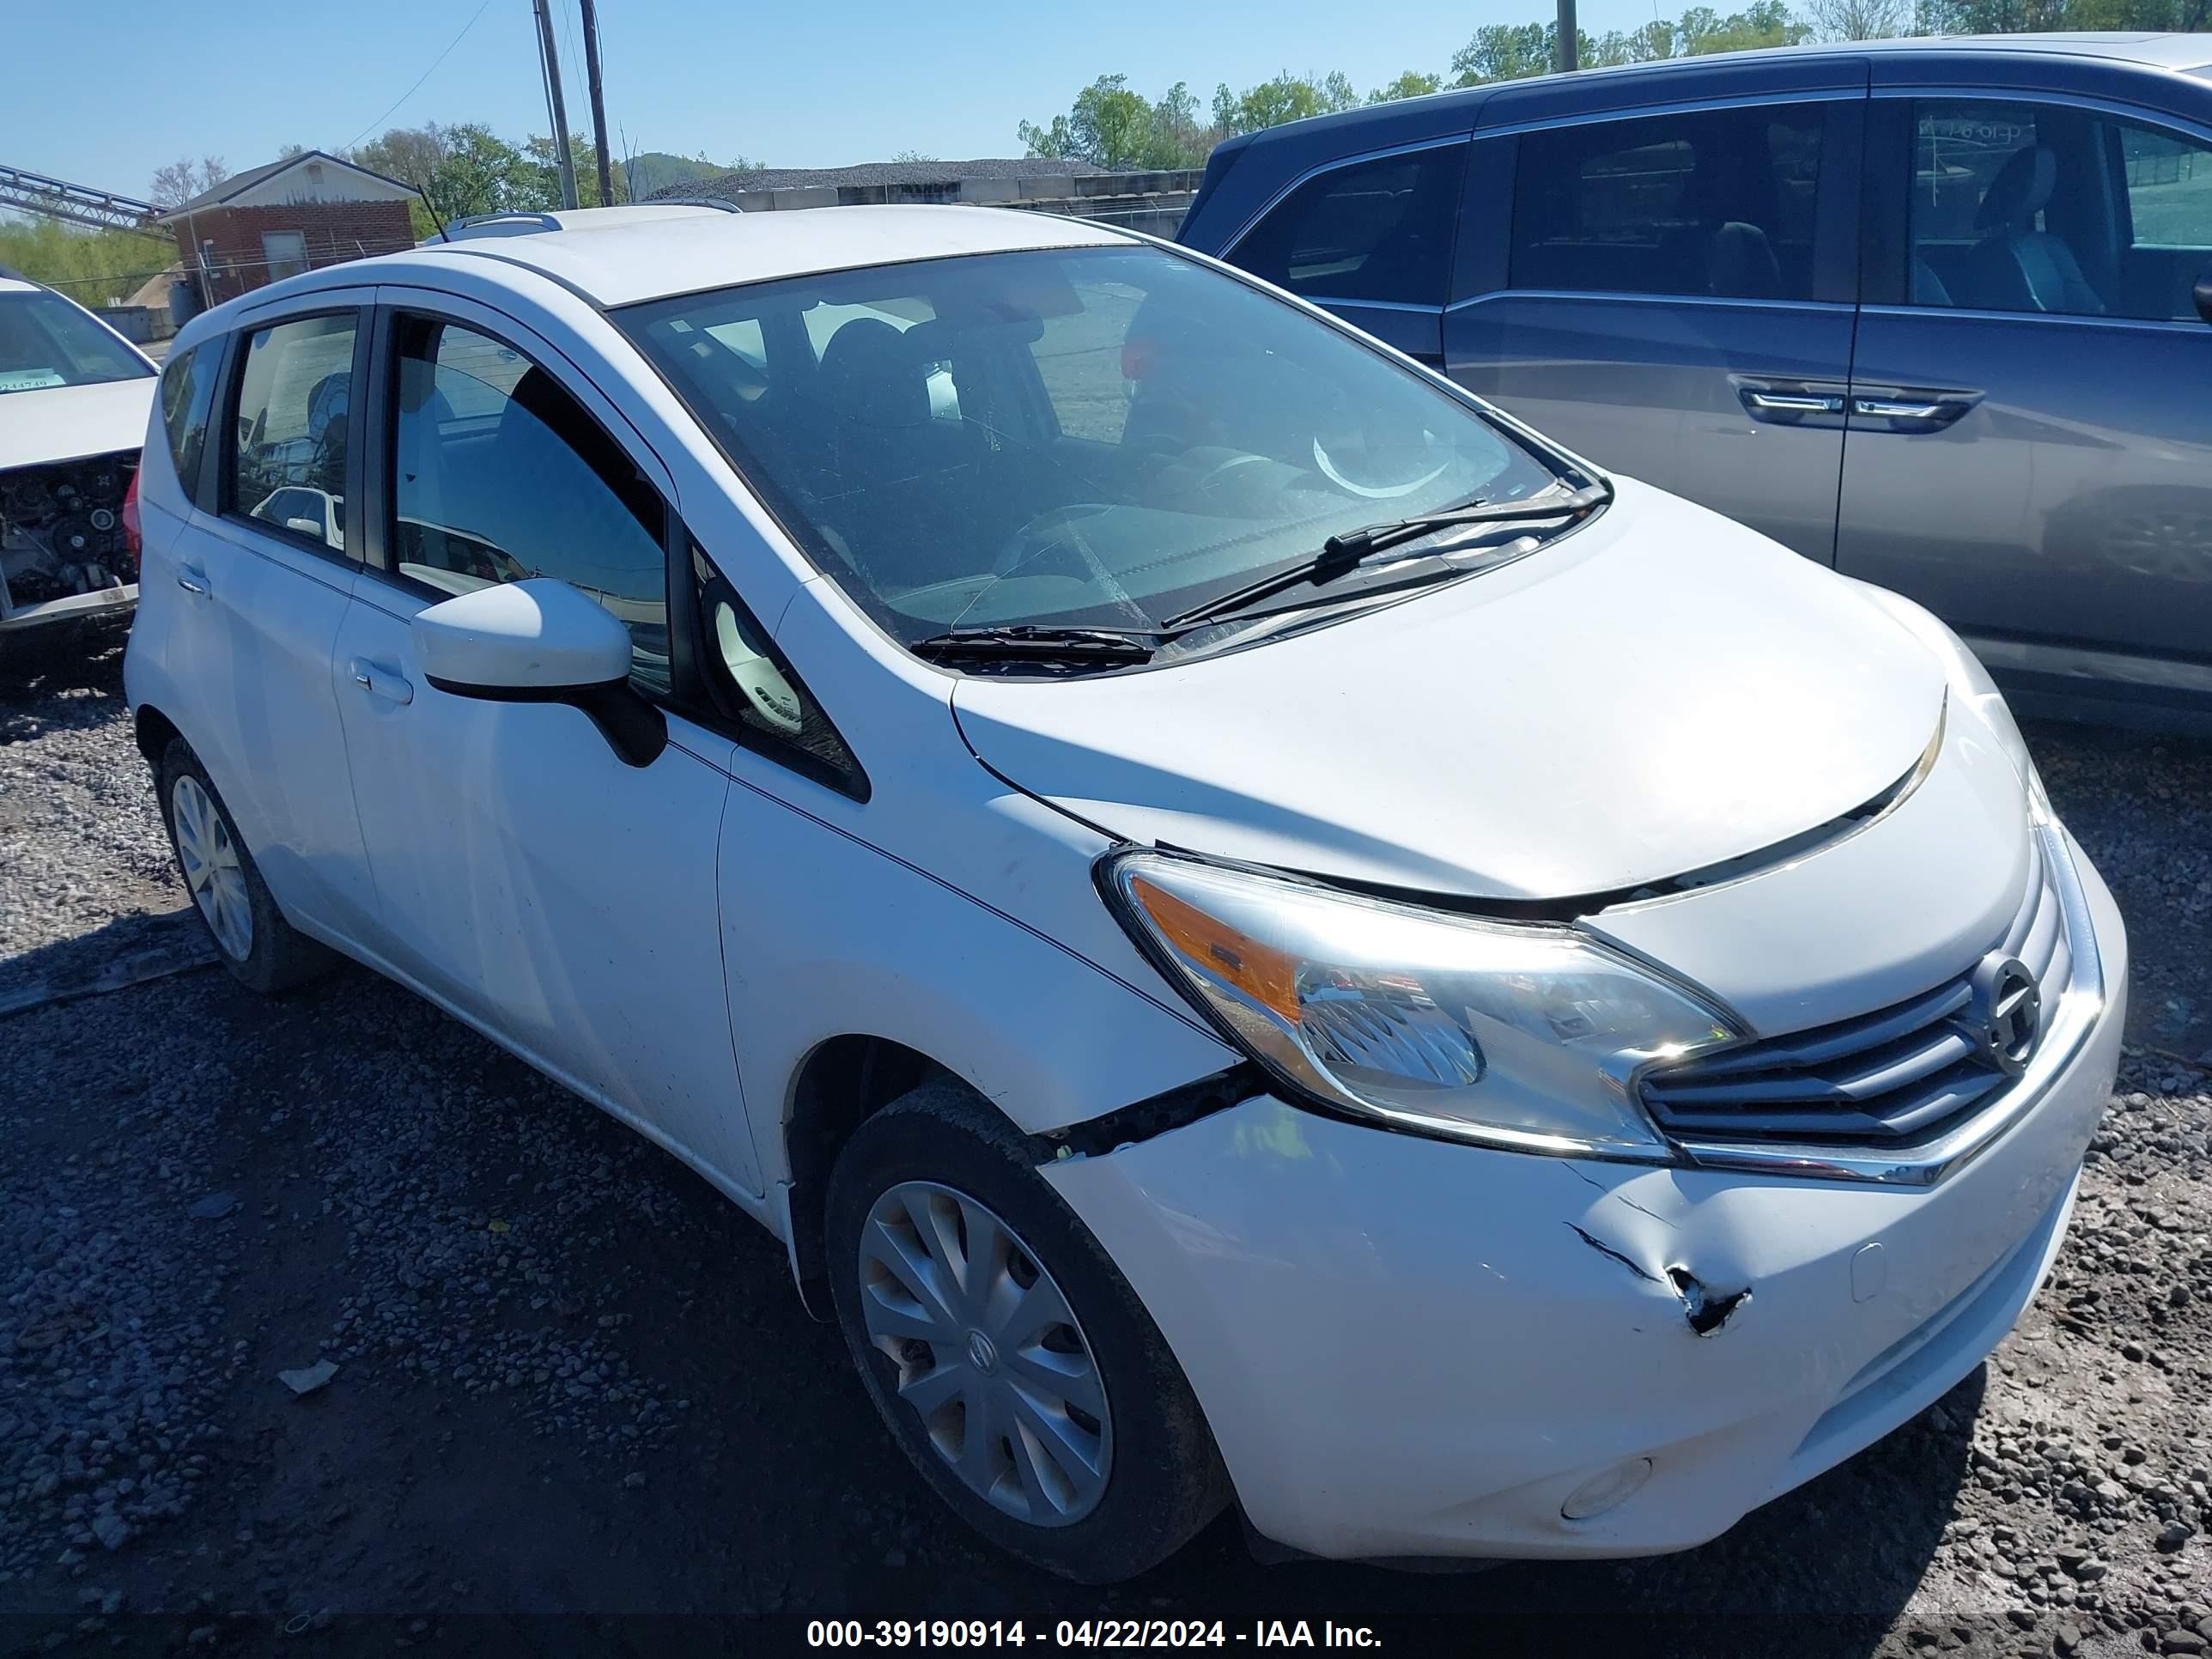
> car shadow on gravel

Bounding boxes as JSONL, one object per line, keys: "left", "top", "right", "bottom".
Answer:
{"left": 0, "top": 629, "right": 131, "bottom": 740}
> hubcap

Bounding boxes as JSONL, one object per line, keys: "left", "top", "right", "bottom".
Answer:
{"left": 171, "top": 775, "right": 252, "bottom": 963}
{"left": 859, "top": 1181, "right": 1111, "bottom": 1528}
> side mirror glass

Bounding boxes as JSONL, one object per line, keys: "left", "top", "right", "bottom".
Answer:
{"left": 2195, "top": 269, "right": 2212, "bottom": 325}
{"left": 411, "top": 577, "right": 665, "bottom": 767}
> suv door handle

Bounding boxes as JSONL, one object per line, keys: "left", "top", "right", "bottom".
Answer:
{"left": 348, "top": 658, "right": 414, "bottom": 706}
{"left": 176, "top": 564, "right": 210, "bottom": 597}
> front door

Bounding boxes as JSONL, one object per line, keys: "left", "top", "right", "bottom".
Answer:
{"left": 1837, "top": 92, "right": 2212, "bottom": 700}
{"left": 331, "top": 299, "right": 760, "bottom": 1195}
{"left": 1448, "top": 96, "right": 1863, "bottom": 562}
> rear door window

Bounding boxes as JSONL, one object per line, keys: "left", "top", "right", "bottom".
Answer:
{"left": 1510, "top": 105, "right": 1826, "bottom": 300}
{"left": 1232, "top": 146, "right": 1469, "bottom": 307}
{"left": 226, "top": 312, "right": 358, "bottom": 557}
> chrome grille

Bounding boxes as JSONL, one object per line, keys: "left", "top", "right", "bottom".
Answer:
{"left": 1640, "top": 831, "right": 2069, "bottom": 1146}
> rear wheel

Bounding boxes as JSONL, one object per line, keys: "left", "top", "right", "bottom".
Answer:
{"left": 157, "top": 738, "right": 334, "bottom": 995}
{"left": 826, "top": 1083, "right": 1229, "bottom": 1582}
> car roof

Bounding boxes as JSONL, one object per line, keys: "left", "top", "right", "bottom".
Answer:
{"left": 1218, "top": 31, "right": 2212, "bottom": 152}
{"left": 340, "top": 203, "right": 1139, "bottom": 310}
{"left": 1, "top": 276, "right": 42, "bottom": 295}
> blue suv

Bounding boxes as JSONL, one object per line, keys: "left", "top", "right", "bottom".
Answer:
{"left": 1180, "top": 33, "right": 2212, "bottom": 726}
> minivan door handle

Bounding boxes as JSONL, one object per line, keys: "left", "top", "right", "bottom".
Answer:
{"left": 1733, "top": 380, "right": 1849, "bottom": 422}
{"left": 1847, "top": 387, "right": 1982, "bottom": 429}
{"left": 348, "top": 658, "right": 414, "bottom": 706}
{"left": 1741, "top": 389, "right": 1845, "bottom": 416}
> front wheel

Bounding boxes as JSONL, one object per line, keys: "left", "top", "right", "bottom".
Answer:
{"left": 826, "top": 1084, "right": 1229, "bottom": 1582}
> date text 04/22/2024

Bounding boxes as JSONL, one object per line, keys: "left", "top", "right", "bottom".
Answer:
{"left": 805, "top": 1620, "right": 1384, "bottom": 1648}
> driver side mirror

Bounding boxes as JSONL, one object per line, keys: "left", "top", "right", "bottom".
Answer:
{"left": 411, "top": 577, "right": 666, "bottom": 767}
{"left": 2196, "top": 268, "right": 2212, "bottom": 325}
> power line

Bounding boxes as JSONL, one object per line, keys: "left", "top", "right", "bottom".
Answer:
{"left": 341, "top": 0, "right": 496, "bottom": 153}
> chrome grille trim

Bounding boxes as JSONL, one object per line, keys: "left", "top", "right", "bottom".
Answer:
{"left": 1652, "top": 823, "right": 2104, "bottom": 1188}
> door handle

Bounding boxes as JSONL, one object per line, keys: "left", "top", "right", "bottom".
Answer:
{"left": 175, "top": 565, "right": 210, "bottom": 597}
{"left": 1741, "top": 390, "right": 1845, "bottom": 415}
{"left": 348, "top": 658, "right": 414, "bottom": 706}
{"left": 1847, "top": 389, "right": 1982, "bottom": 428}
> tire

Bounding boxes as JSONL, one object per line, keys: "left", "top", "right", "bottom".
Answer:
{"left": 156, "top": 737, "right": 335, "bottom": 996}
{"left": 826, "top": 1082, "right": 1230, "bottom": 1583}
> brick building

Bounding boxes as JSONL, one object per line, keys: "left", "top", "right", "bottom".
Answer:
{"left": 158, "top": 150, "right": 417, "bottom": 307}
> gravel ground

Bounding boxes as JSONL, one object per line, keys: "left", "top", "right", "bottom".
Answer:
{"left": 1, "top": 642, "right": 2208, "bottom": 1656}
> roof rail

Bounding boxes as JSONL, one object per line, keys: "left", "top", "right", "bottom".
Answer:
{"left": 653, "top": 195, "right": 744, "bottom": 214}
{"left": 445, "top": 210, "right": 568, "bottom": 240}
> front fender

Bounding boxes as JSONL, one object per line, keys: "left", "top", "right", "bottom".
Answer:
{"left": 715, "top": 776, "right": 1236, "bottom": 1185}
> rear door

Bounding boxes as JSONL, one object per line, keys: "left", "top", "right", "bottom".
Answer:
{"left": 1837, "top": 74, "right": 2212, "bottom": 702}
{"left": 1446, "top": 64, "right": 1867, "bottom": 562}
{"left": 1218, "top": 141, "right": 1469, "bottom": 367}
{"left": 158, "top": 293, "right": 380, "bottom": 944}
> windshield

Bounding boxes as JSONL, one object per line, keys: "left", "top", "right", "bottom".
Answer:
{"left": 617, "top": 246, "right": 1567, "bottom": 648}
{"left": 0, "top": 292, "right": 152, "bottom": 395}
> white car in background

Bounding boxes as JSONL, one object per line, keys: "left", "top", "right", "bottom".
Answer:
{"left": 0, "top": 269, "right": 158, "bottom": 651}
{"left": 125, "top": 204, "right": 2124, "bottom": 1582}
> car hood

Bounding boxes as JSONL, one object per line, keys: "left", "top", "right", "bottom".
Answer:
{"left": 951, "top": 481, "right": 1948, "bottom": 902}
{"left": 0, "top": 379, "right": 155, "bottom": 471}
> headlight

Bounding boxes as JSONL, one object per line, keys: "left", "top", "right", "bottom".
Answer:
{"left": 1855, "top": 586, "right": 2049, "bottom": 823}
{"left": 1102, "top": 852, "right": 1738, "bottom": 1158}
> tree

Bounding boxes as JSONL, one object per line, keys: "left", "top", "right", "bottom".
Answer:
{"left": 1212, "top": 72, "right": 1361, "bottom": 137}
{"left": 1018, "top": 75, "right": 1218, "bottom": 169}
{"left": 354, "top": 124, "right": 544, "bottom": 238}
{"left": 1450, "top": 23, "right": 1556, "bottom": 85}
{"left": 149, "top": 156, "right": 228, "bottom": 210}
{"left": 1367, "top": 70, "right": 1443, "bottom": 104}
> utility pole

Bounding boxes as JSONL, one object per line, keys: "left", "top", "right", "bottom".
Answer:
{"left": 532, "top": 0, "right": 580, "bottom": 210}
{"left": 1556, "top": 0, "right": 1579, "bottom": 71}
{"left": 579, "top": 0, "right": 615, "bottom": 207}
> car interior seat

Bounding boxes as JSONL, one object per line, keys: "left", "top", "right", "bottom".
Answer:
{"left": 1964, "top": 146, "right": 2106, "bottom": 315}
{"left": 1708, "top": 222, "right": 1784, "bottom": 299}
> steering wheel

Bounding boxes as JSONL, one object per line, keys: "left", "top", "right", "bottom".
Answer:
{"left": 988, "top": 503, "right": 1117, "bottom": 578}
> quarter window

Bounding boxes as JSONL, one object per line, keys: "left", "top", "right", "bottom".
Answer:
{"left": 1510, "top": 106, "right": 1825, "bottom": 301}
{"left": 388, "top": 316, "right": 671, "bottom": 691}
{"left": 1233, "top": 147, "right": 1468, "bottom": 307}
{"left": 158, "top": 343, "right": 220, "bottom": 496}
{"left": 229, "top": 313, "right": 357, "bottom": 556}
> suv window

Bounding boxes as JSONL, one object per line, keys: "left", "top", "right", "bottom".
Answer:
{"left": 1511, "top": 106, "right": 1825, "bottom": 301}
{"left": 228, "top": 313, "right": 356, "bottom": 556}
{"left": 1907, "top": 101, "right": 2212, "bottom": 322}
{"left": 158, "top": 343, "right": 220, "bottom": 495}
{"left": 389, "top": 315, "right": 670, "bottom": 691}
{"left": 1233, "top": 146, "right": 1468, "bottom": 307}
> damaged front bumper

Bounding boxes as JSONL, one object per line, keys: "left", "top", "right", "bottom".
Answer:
{"left": 1043, "top": 842, "right": 2127, "bottom": 1564}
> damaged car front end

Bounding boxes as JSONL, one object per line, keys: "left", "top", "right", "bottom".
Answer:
{"left": 1003, "top": 600, "right": 2124, "bottom": 1565}
{"left": 0, "top": 276, "right": 158, "bottom": 648}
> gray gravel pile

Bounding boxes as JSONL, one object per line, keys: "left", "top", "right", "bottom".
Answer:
{"left": 0, "top": 644, "right": 178, "bottom": 982}
{"left": 0, "top": 671, "right": 2207, "bottom": 1653}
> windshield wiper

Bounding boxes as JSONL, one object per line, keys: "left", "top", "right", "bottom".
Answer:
{"left": 908, "top": 623, "right": 1158, "bottom": 665}
{"left": 1161, "top": 481, "right": 1611, "bottom": 633}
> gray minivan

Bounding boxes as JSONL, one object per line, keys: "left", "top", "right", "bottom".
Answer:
{"left": 1179, "top": 33, "right": 2212, "bottom": 726}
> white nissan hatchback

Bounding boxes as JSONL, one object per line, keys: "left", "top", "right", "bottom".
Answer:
{"left": 125, "top": 203, "right": 2126, "bottom": 1582}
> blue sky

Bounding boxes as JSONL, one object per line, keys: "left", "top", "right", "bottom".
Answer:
{"left": 3, "top": 0, "right": 1670, "bottom": 199}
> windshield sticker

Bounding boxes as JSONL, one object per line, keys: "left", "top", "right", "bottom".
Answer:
{"left": 0, "top": 369, "right": 69, "bottom": 392}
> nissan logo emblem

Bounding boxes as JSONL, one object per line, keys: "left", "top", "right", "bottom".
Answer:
{"left": 1964, "top": 953, "right": 2041, "bottom": 1078}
